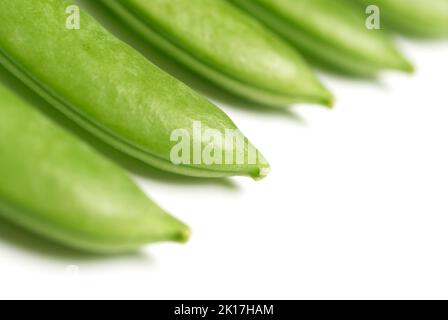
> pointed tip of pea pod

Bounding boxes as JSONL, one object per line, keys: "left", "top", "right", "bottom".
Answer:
{"left": 144, "top": 208, "right": 191, "bottom": 245}
{"left": 321, "top": 91, "right": 336, "bottom": 109}
{"left": 387, "top": 60, "right": 415, "bottom": 75}
{"left": 249, "top": 152, "right": 271, "bottom": 181}
{"left": 165, "top": 219, "right": 192, "bottom": 244}
{"left": 292, "top": 81, "right": 335, "bottom": 108}
{"left": 251, "top": 165, "right": 271, "bottom": 181}
{"left": 172, "top": 225, "right": 192, "bottom": 244}
{"left": 400, "top": 59, "right": 415, "bottom": 74}
{"left": 312, "top": 86, "right": 335, "bottom": 109}
{"left": 311, "top": 78, "right": 335, "bottom": 108}
{"left": 386, "top": 50, "right": 415, "bottom": 74}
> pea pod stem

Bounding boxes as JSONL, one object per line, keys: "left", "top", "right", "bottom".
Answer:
{"left": 98, "top": 0, "right": 333, "bottom": 107}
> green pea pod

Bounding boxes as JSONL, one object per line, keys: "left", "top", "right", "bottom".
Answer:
{"left": 97, "top": 0, "right": 333, "bottom": 107}
{"left": 0, "top": 0, "right": 269, "bottom": 180}
{"left": 0, "top": 84, "right": 190, "bottom": 253}
{"left": 230, "top": 0, "right": 413, "bottom": 75}
{"left": 354, "top": 0, "right": 448, "bottom": 38}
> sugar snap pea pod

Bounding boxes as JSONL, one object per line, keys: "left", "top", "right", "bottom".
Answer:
{"left": 0, "top": 0, "right": 269, "bottom": 180}
{"left": 354, "top": 0, "right": 448, "bottom": 38}
{"left": 97, "top": 0, "right": 333, "bottom": 107}
{"left": 230, "top": 0, "right": 413, "bottom": 75}
{"left": 0, "top": 84, "right": 190, "bottom": 253}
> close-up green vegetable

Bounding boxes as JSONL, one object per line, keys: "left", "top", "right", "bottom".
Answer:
{"left": 0, "top": 0, "right": 269, "bottom": 180}
{"left": 0, "top": 84, "right": 190, "bottom": 253}
{"left": 230, "top": 0, "right": 413, "bottom": 75}
{"left": 98, "top": 0, "right": 333, "bottom": 107}
{"left": 0, "top": 0, "right": 448, "bottom": 302}
{"left": 354, "top": 0, "right": 448, "bottom": 38}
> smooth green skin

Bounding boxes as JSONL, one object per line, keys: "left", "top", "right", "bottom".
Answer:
{"left": 0, "top": 0, "right": 269, "bottom": 180}
{"left": 99, "top": 0, "right": 333, "bottom": 107}
{"left": 231, "top": 0, "right": 413, "bottom": 76}
{"left": 0, "top": 84, "right": 190, "bottom": 253}
{"left": 355, "top": 0, "right": 448, "bottom": 38}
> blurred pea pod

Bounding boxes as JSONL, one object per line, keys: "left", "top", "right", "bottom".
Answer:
{"left": 354, "top": 0, "right": 448, "bottom": 38}
{"left": 0, "top": 84, "right": 190, "bottom": 253}
{"left": 98, "top": 0, "right": 333, "bottom": 107}
{"left": 230, "top": 0, "right": 413, "bottom": 76}
{"left": 0, "top": 0, "right": 269, "bottom": 180}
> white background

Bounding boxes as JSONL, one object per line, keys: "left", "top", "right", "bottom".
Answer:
{"left": 0, "top": 35, "right": 448, "bottom": 299}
